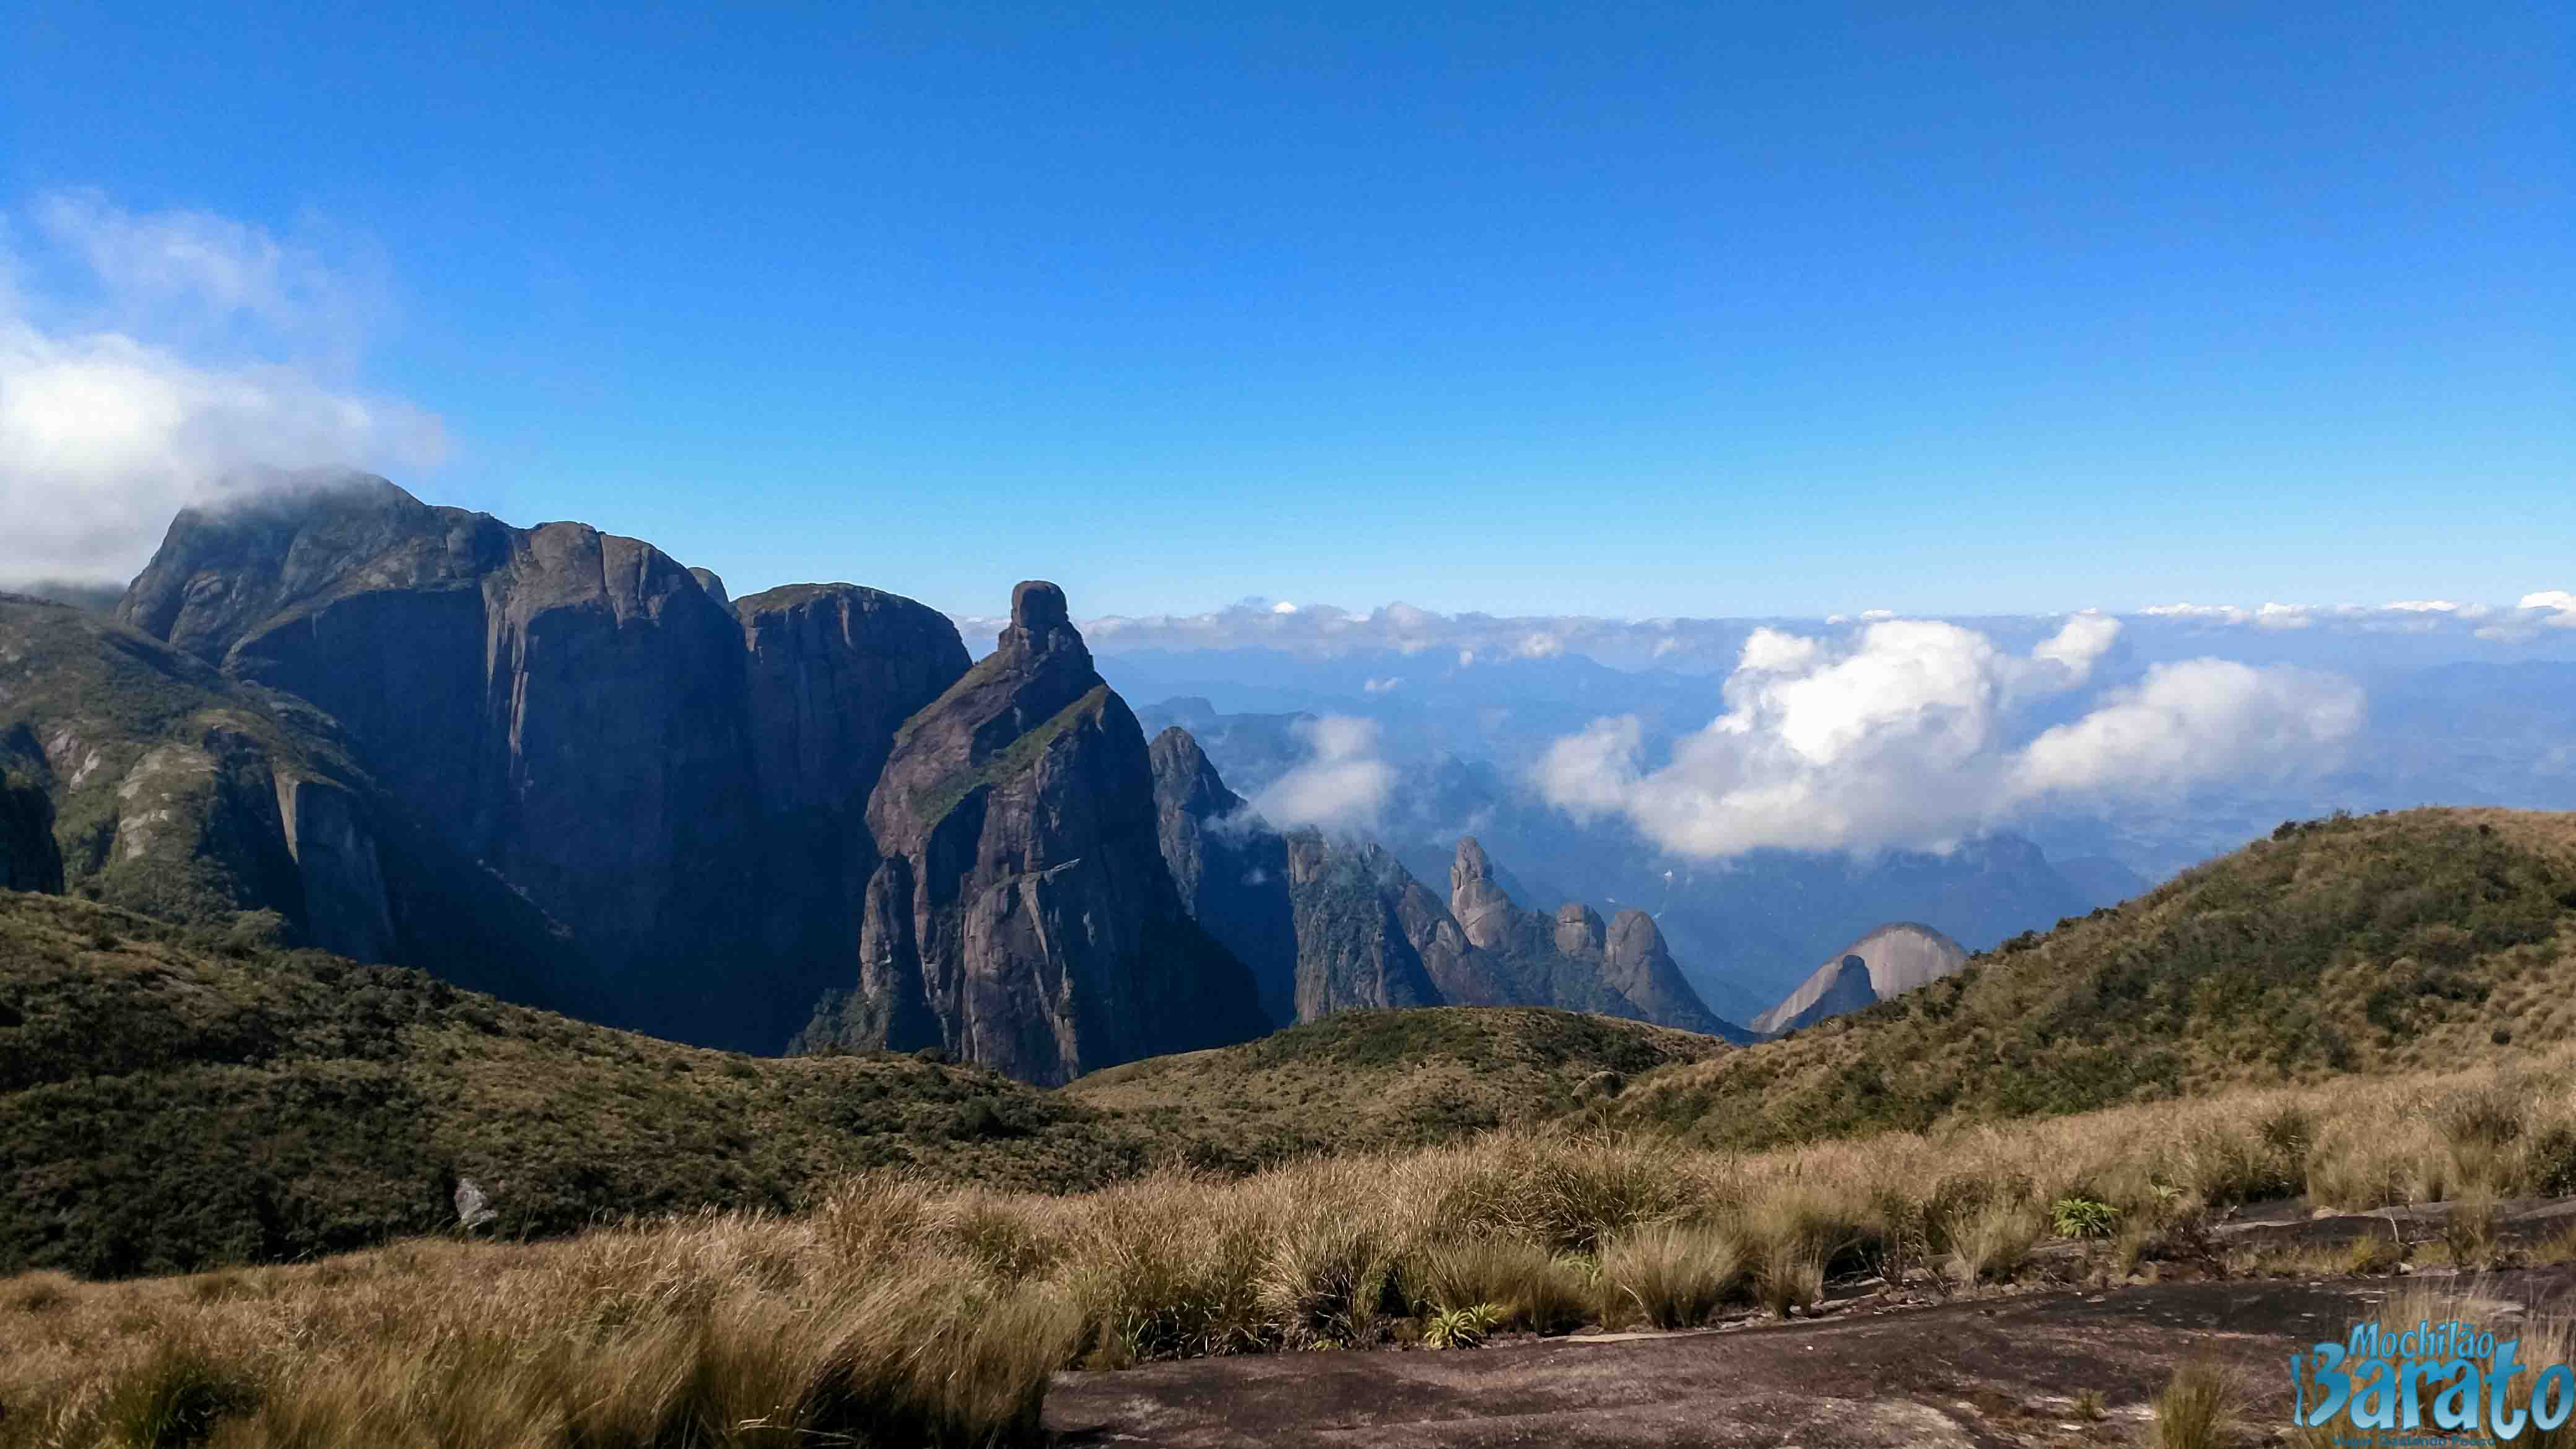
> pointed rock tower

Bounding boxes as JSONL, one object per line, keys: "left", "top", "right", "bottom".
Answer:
{"left": 848, "top": 583, "right": 1268, "bottom": 1084}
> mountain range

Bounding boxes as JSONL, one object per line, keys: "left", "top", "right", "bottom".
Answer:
{"left": 0, "top": 476, "right": 1754, "bottom": 1082}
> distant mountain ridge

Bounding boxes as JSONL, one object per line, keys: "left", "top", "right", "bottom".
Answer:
{"left": 1149, "top": 726, "right": 1749, "bottom": 1040}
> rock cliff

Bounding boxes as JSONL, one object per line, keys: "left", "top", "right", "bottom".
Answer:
{"left": 835, "top": 583, "right": 1268, "bottom": 1084}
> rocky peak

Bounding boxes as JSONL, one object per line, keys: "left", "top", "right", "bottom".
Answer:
{"left": 1450, "top": 836, "right": 1514, "bottom": 949}
{"left": 1149, "top": 726, "right": 1242, "bottom": 822}
{"left": 1001, "top": 580, "right": 1082, "bottom": 659}
{"left": 1553, "top": 902, "right": 1606, "bottom": 957}
{"left": 1604, "top": 908, "right": 1669, "bottom": 971}
{"left": 846, "top": 586, "right": 1266, "bottom": 1084}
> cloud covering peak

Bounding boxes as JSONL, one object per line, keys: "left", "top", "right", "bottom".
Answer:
{"left": 0, "top": 189, "right": 445, "bottom": 586}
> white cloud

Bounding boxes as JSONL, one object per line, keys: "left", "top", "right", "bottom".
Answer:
{"left": 1534, "top": 615, "right": 2362, "bottom": 857}
{"left": 1361, "top": 676, "right": 1402, "bottom": 694}
{"left": 2255, "top": 602, "right": 2313, "bottom": 631}
{"left": 0, "top": 191, "right": 443, "bottom": 586}
{"left": 1251, "top": 715, "right": 1396, "bottom": 832}
{"left": 2143, "top": 603, "right": 2253, "bottom": 625}
{"left": 1738, "top": 627, "right": 1819, "bottom": 674}
{"left": 2012, "top": 660, "right": 2364, "bottom": 799}
{"left": 1271, "top": 600, "right": 1299, "bottom": 614}
{"left": 2030, "top": 611, "right": 2120, "bottom": 684}
{"left": 1515, "top": 632, "right": 1563, "bottom": 659}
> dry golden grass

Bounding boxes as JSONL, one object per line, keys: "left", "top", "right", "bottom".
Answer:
{"left": 13, "top": 1045, "right": 2576, "bottom": 1445}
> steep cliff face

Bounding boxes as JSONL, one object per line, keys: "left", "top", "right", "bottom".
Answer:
{"left": 1750, "top": 922, "right": 1969, "bottom": 1035}
{"left": 1149, "top": 728, "right": 1297, "bottom": 1025}
{"left": 109, "top": 476, "right": 974, "bottom": 1050}
{"left": 843, "top": 583, "right": 1266, "bottom": 1085}
{"left": 736, "top": 583, "right": 972, "bottom": 1033}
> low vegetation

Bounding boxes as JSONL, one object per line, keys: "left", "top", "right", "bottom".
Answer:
{"left": 1604, "top": 809, "right": 2576, "bottom": 1149}
{"left": 12, "top": 1046, "right": 2576, "bottom": 1445}
{"left": 0, "top": 892, "right": 1160, "bottom": 1278}
{"left": 1063, "top": 1006, "right": 1725, "bottom": 1164}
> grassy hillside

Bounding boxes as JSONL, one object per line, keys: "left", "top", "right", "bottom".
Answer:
{"left": 1064, "top": 1006, "right": 1728, "bottom": 1164}
{"left": 1606, "top": 808, "right": 2576, "bottom": 1149}
{"left": 0, "top": 890, "right": 1159, "bottom": 1277}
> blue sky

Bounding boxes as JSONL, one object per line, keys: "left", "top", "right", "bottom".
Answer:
{"left": 4, "top": 1, "right": 2568, "bottom": 619}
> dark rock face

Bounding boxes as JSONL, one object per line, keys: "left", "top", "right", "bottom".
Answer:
{"left": 0, "top": 769, "right": 62, "bottom": 894}
{"left": 738, "top": 583, "right": 972, "bottom": 1032}
{"left": 1151, "top": 728, "right": 1297, "bottom": 1025}
{"left": 110, "top": 476, "right": 973, "bottom": 1050}
{"left": 271, "top": 775, "right": 394, "bottom": 962}
{"left": 841, "top": 584, "right": 1267, "bottom": 1085}
{"left": 0, "top": 593, "right": 568, "bottom": 1006}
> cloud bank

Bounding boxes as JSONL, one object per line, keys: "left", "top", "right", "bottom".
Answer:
{"left": 1534, "top": 616, "right": 2363, "bottom": 856}
{"left": 951, "top": 590, "right": 2576, "bottom": 671}
{"left": 0, "top": 190, "right": 445, "bottom": 586}
{"left": 1249, "top": 715, "right": 1396, "bottom": 832}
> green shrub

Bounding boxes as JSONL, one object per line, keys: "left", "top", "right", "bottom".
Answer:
{"left": 1420, "top": 1302, "right": 1503, "bottom": 1349}
{"left": 2048, "top": 1196, "right": 2120, "bottom": 1240}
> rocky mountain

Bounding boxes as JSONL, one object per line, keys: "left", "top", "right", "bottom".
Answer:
{"left": 802, "top": 583, "right": 1269, "bottom": 1086}
{"left": 1129, "top": 697, "right": 2130, "bottom": 1023}
{"left": 1446, "top": 836, "right": 1746, "bottom": 1038}
{"left": 1747, "top": 921, "right": 1969, "bottom": 1035}
{"left": 99, "top": 477, "right": 975, "bottom": 1050}
{"left": 1149, "top": 728, "right": 1747, "bottom": 1039}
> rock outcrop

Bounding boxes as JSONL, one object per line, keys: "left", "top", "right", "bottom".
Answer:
{"left": 837, "top": 583, "right": 1267, "bottom": 1085}
{"left": 1750, "top": 922, "right": 1969, "bottom": 1035}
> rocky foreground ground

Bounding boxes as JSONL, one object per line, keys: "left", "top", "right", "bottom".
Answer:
{"left": 1048, "top": 1204, "right": 2576, "bottom": 1448}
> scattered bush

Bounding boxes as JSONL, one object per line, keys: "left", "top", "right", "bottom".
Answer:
{"left": 2149, "top": 1360, "right": 2242, "bottom": 1449}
